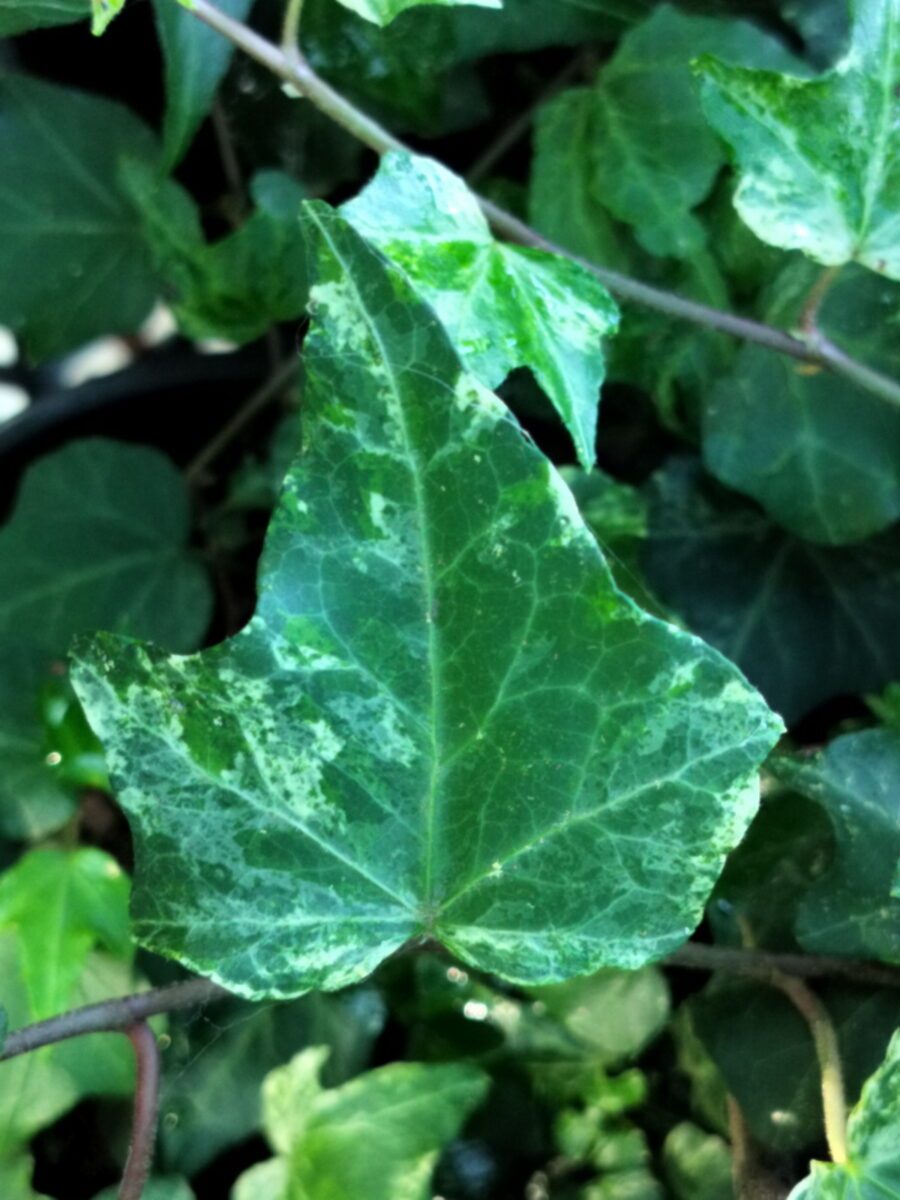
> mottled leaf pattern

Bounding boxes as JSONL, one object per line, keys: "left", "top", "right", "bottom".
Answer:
{"left": 697, "top": 0, "right": 900, "bottom": 277}
{"left": 343, "top": 150, "right": 618, "bottom": 468}
{"left": 72, "top": 205, "right": 780, "bottom": 999}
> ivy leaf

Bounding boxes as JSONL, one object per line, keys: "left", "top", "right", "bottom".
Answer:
{"left": 566, "top": 5, "right": 803, "bottom": 259}
{"left": 333, "top": 0, "right": 501, "bottom": 27}
{"left": 790, "top": 1029, "right": 900, "bottom": 1198}
{"left": 691, "top": 980, "right": 900, "bottom": 1154}
{"left": 0, "top": 75, "right": 168, "bottom": 360}
{"left": 153, "top": 0, "right": 253, "bottom": 169}
{"left": 72, "top": 204, "right": 780, "bottom": 999}
{"left": 127, "top": 164, "right": 310, "bottom": 344}
{"left": 159, "top": 988, "right": 384, "bottom": 1175}
{"left": 93, "top": 1180, "right": 195, "bottom": 1200}
{"left": 696, "top": 0, "right": 900, "bottom": 278}
{"left": 0, "top": 643, "right": 77, "bottom": 842}
{"left": 701, "top": 265, "right": 900, "bottom": 545}
{"left": 0, "top": 0, "right": 86, "bottom": 35}
{"left": 235, "top": 1049, "right": 488, "bottom": 1200}
{"left": 0, "top": 439, "right": 212, "bottom": 655}
{"left": 662, "top": 1123, "right": 732, "bottom": 1200}
{"left": 342, "top": 150, "right": 618, "bottom": 469}
{"left": 0, "top": 850, "right": 138, "bottom": 1173}
{"left": 772, "top": 729, "right": 900, "bottom": 962}
{"left": 644, "top": 458, "right": 900, "bottom": 722}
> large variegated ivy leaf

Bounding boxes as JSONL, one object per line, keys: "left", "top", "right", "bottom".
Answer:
{"left": 72, "top": 203, "right": 781, "bottom": 1000}
{"left": 772, "top": 729, "right": 900, "bottom": 963}
{"left": 696, "top": 0, "right": 900, "bottom": 278}
{"left": 342, "top": 150, "right": 618, "bottom": 469}
{"left": 789, "top": 1029, "right": 900, "bottom": 1199}
{"left": 334, "top": 0, "right": 500, "bottom": 26}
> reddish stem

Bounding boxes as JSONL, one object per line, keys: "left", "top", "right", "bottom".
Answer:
{"left": 118, "top": 1023, "right": 162, "bottom": 1200}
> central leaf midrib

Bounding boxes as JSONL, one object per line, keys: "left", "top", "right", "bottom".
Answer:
{"left": 309, "top": 212, "right": 445, "bottom": 922}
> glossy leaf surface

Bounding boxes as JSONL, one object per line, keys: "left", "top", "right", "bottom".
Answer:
{"left": 342, "top": 150, "right": 619, "bottom": 468}
{"left": 0, "top": 0, "right": 86, "bottom": 34}
{"left": 73, "top": 205, "right": 780, "bottom": 999}
{"left": 697, "top": 0, "right": 900, "bottom": 277}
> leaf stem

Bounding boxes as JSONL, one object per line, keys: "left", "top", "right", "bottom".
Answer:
{"left": 0, "top": 978, "right": 230, "bottom": 1062}
{"left": 281, "top": 0, "right": 305, "bottom": 63}
{"left": 118, "top": 1023, "right": 162, "bottom": 1200}
{"left": 179, "top": 0, "right": 900, "bottom": 410}
{"left": 800, "top": 265, "right": 841, "bottom": 335}
{"left": 769, "top": 973, "right": 849, "bottom": 1164}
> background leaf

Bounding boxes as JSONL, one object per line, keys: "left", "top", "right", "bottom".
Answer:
{"left": 332, "top": 0, "right": 501, "bottom": 27}
{"left": 696, "top": 0, "right": 900, "bottom": 277}
{"left": 153, "top": 0, "right": 254, "bottom": 169}
{"left": 644, "top": 458, "right": 900, "bottom": 722}
{"left": 0, "top": 75, "right": 167, "bottom": 360}
{"left": 0, "top": 0, "right": 86, "bottom": 35}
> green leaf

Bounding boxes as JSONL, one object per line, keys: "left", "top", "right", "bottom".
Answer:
{"left": 153, "top": 0, "right": 253, "bottom": 169}
{"left": 529, "top": 87, "right": 634, "bottom": 271}
{"left": 159, "top": 988, "right": 384, "bottom": 1175}
{"left": 0, "top": 847, "right": 131, "bottom": 1018}
{"left": 90, "top": 0, "right": 123, "bottom": 35}
{"left": 0, "top": 439, "right": 212, "bottom": 655}
{"left": 0, "top": 0, "right": 86, "bottom": 35}
{"left": 342, "top": 150, "right": 619, "bottom": 469}
{"left": 643, "top": 458, "right": 900, "bottom": 722}
{"left": 789, "top": 1029, "right": 900, "bottom": 1198}
{"left": 580, "top": 5, "right": 803, "bottom": 258}
{"left": 662, "top": 1122, "right": 733, "bottom": 1200}
{"left": 0, "top": 642, "right": 77, "bottom": 842}
{"left": 0, "top": 75, "right": 167, "bottom": 360}
{"left": 0, "top": 850, "right": 138, "bottom": 1165}
{"left": 72, "top": 203, "right": 781, "bottom": 999}
{"left": 528, "top": 967, "right": 669, "bottom": 1066}
{"left": 701, "top": 265, "right": 900, "bottom": 545}
{"left": 332, "top": 0, "right": 501, "bottom": 28}
{"left": 772, "top": 729, "right": 900, "bottom": 962}
{"left": 691, "top": 980, "right": 900, "bottom": 1153}
{"left": 238, "top": 1049, "right": 489, "bottom": 1200}
{"left": 93, "top": 1180, "right": 195, "bottom": 1200}
{"left": 696, "top": 0, "right": 900, "bottom": 278}
{"left": 128, "top": 165, "right": 310, "bottom": 344}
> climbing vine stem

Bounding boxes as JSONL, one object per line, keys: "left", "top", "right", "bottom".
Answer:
{"left": 181, "top": 0, "right": 900, "bottom": 410}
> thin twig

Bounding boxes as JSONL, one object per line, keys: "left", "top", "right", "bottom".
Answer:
{"left": 665, "top": 942, "right": 900, "bottom": 988}
{"left": 211, "top": 99, "right": 248, "bottom": 225}
{"left": 281, "top": 0, "right": 305, "bottom": 63}
{"left": 118, "top": 1023, "right": 162, "bottom": 1200}
{"left": 769, "top": 973, "right": 849, "bottom": 1164}
{"left": 0, "top": 978, "right": 230, "bottom": 1062}
{"left": 180, "top": 0, "right": 900, "bottom": 410}
{"left": 185, "top": 355, "right": 299, "bottom": 483}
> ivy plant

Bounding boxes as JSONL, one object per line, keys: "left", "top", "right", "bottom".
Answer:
{"left": 0, "top": 0, "right": 899, "bottom": 1197}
